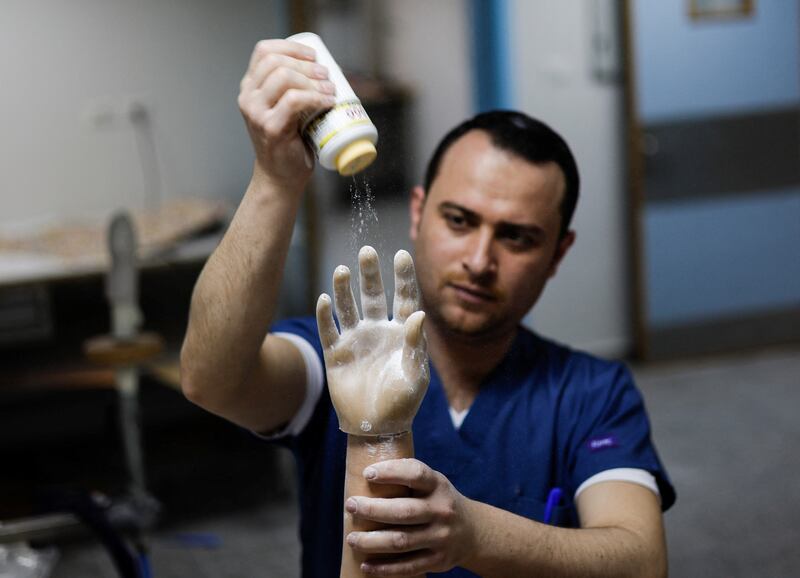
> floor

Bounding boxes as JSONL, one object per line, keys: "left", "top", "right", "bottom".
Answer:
{"left": 634, "top": 345, "right": 800, "bottom": 577}
{"left": 37, "top": 344, "right": 800, "bottom": 577}
{"left": 49, "top": 499, "right": 300, "bottom": 578}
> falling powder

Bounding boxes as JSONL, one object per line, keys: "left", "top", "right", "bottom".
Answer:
{"left": 348, "top": 176, "right": 386, "bottom": 270}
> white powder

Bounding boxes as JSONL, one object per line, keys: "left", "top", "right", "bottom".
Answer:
{"left": 348, "top": 177, "right": 386, "bottom": 274}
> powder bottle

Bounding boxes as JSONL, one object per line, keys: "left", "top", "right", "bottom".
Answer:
{"left": 288, "top": 32, "right": 378, "bottom": 176}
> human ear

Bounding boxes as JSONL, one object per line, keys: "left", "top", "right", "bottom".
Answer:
{"left": 409, "top": 185, "right": 426, "bottom": 241}
{"left": 547, "top": 230, "right": 576, "bottom": 278}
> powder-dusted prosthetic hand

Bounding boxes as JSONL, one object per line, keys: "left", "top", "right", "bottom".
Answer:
{"left": 316, "top": 245, "right": 429, "bottom": 578}
{"left": 316, "top": 246, "right": 428, "bottom": 435}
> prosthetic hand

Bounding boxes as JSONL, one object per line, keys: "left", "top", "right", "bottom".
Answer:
{"left": 316, "top": 246, "right": 429, "bottom": 578}
{"left": 316, "top": 246, "right": 428, "bottom": 436}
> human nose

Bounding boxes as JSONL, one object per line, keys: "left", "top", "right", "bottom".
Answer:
{"left": 462, "top": 228, "right": 496, "bottom": 278}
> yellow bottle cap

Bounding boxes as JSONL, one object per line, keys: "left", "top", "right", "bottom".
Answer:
{"left": 336, "top": 139, "right": 377, "bottom": 176}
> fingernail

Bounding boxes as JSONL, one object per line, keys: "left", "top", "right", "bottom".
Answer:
{"left": 313, "top": 63, "right": 328, "bottom": 78}
{"left": 318, "top": 80, "right": 336, "bottom": 95}
{"left": 345, "top": 498, "right": 357, "bottom": 513}
{"left": 364, "top": 467, "right": 377, "bottom": 480}
{"left": 346, "top": 532, "right": 357, "bottom": 546}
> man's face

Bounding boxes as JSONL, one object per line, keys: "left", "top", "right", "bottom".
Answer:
{"left": 409, "top": 130, "right": 575, "bottom": 341}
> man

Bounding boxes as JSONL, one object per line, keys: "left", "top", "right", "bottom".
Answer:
{"left": 181, "top": 38, "right": 675, "bottom": 577}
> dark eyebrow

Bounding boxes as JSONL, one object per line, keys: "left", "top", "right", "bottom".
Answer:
{"left": 496, "top": 222, "right": 546, "bottom": 243}
{"left": 438, "top": 201, "right": 546, "bottom": 240}
{"left": 438, "top": 201, "right": 479, "bottom": 221}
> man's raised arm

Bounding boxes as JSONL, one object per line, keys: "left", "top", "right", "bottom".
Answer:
{"left": 179, "top": 39, "right": 337, "bottom": 433}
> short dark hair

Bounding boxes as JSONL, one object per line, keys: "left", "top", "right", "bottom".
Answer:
{"left": 423, "top": 110, "right": 580, "bottom": 238}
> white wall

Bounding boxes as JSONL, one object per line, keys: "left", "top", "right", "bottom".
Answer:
{"left": 312, "top": 0, "right": 472, "bottom": 296}
{"left": 0, "top": 0, "right": 286, "bottom": 226}
{"left": 380, "top": 0, "right": 473, "bottom": 186}
{"left": 510, "top": 0, "right": 631, "bottom": 356}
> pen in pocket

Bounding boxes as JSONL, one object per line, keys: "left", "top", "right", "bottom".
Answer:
{"left": 543, "top": 487, "right": 563, "bottom": 525}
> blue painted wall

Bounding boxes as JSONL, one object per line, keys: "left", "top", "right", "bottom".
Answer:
{"left": 634, "top": 0, "right": 800, "bottom": 122}
{"left": 645, "top": 188, "right": 800, "bottom": 325}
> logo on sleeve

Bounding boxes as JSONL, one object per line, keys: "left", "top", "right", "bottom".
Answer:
{"left": 587, "top": 435, "right": 619, "bottom": 452}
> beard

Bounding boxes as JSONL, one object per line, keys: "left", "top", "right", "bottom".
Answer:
{"left": 420, "top": 275, "right": 515, "bottom": 342}
{"left": 426, "top": 303, "right": 506, "bottom": 340}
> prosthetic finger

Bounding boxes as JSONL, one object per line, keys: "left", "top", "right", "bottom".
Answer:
{"left": 359, "top": 245, "right": 388, "bottom": 320}
{"left": 333, "top": 265, "right": 360, "bottom": 330}
{"left": 402, "top": 311, "right": 427, "bottom": 384}
{"left": 392, "top": 250, "right": 419, "bottom": 323}
{"left": 316, "top": 293, "right": 339, "bottom": 350}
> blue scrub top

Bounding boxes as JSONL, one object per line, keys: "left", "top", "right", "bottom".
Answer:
{"left": 272, "top": 317, "right": 675, "bottom": 578}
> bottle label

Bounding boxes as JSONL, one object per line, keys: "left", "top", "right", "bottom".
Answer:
{"left": 304, "top": 101, "right": 372, "bottom": 153}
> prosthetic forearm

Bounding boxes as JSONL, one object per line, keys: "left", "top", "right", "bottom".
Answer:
{"left": 341, "top": 433, "right": 418, "bottom": 578}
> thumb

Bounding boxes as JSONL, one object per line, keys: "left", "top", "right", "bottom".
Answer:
{"left": 402, "top": 311, "right": 427, "bottom": 383}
